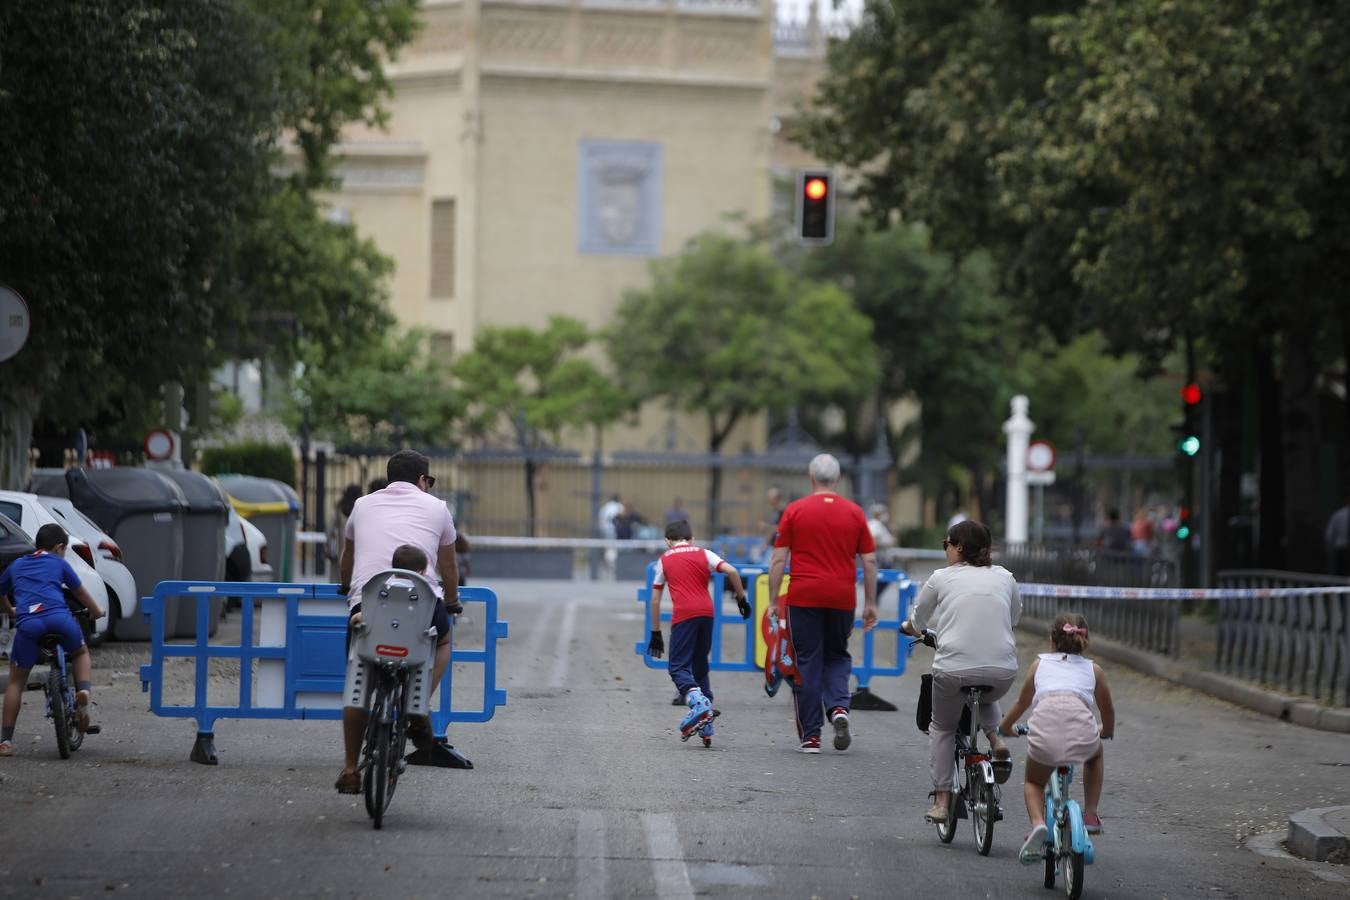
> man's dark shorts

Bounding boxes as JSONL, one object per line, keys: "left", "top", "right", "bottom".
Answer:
{"left": 345, "top": 601, "right": 452, "bottom": 656}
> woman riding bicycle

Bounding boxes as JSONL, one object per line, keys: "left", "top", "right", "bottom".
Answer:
{"left": 901, "top": 519, "right": 1022, "bottom": 822}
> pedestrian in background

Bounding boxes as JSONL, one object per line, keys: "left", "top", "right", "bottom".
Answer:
{"left": 867, "top": 502, "right": 897, "bottom": 603}
{"left": 1097, "top": 509, "right": 1131, "bottom": 553}
{"left": 329, "top": 484, "right": 362, "bottom": 564}
{"left": 599, "top": 494, "right": 623, "bottom": 579}
{"left": 766, "top": 454, "right": 878, "bottom": 753}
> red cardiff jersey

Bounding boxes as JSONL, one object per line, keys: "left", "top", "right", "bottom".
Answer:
{"left": 653, "top": 543, "right": 726, "bottom": 625}
{"left": 773, "top": 493, "right": 875, "bottom": 609}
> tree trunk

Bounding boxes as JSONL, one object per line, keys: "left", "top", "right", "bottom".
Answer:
{"left": 0, "top": 388, "right": 40, "bottom": 491}
{"left": 705, "top": 409, "right": 741, "bottom": 537}
{"left": 1280, "top": 321, "right": 1323, "bottom": 572}
{"left": 524, "top": 457, "right": 538, "bottom": 538}
{"left": 1255, "top": 341, "right": 1284, "bottom": 568}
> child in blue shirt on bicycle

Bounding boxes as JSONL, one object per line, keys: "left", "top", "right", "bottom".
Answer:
{"left": 999, "top": 612, "right": 1115, "bottom": 864}
{"left": 0, "top": 524, "right": 106, "bottom": 756}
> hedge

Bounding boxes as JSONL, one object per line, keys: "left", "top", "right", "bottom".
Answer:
{"left": 199, "top": 443, "right": 296, "bottom": 487}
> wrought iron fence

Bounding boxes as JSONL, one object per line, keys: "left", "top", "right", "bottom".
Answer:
{"left": 1016, "top": 584, "right": 1182, "bottom": 658}
{"left": 1215, "top": 570, "right": 1350, "bottom": 705}
{"left": 998, "top": 543, "right": 1179, "bottom": 589}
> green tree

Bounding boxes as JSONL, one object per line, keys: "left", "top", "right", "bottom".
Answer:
{"left": 454, "top": 317, "right": 632, "bottom": 536}
{"left": 0, "top": 0, "right": 277, "bottom": 487}
{"left": 0, "top": 0, "right": 419, "bottom": 488}
{"left": 797, "top": 222, "right": 1012, "bottom": 519}
{"left": 607, "top": 233, "right": 879, "bottom": 532}
{"left": 993, "top": 0, "right": 1350, "bottom": 568}
{"left": 292, "top": 331, "right": 463, "bottom": 448}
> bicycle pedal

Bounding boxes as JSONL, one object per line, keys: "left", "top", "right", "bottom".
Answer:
{"left": 83, "top": 725, "right": 101, "bottom": 735}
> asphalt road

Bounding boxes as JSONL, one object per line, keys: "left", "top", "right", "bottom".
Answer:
{"left": 0, "top": 578, "right": 1345, "bottom": 899}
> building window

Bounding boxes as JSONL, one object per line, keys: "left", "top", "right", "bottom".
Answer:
{"left": 430, "top": 331, "right": 455, "bottom": 360}
{"left": 430, "top": 199, "right": 456, "bottom": 299}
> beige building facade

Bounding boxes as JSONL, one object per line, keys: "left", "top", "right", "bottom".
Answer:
{"left": 323, "top": 2, "right": 923, "bottom": 527}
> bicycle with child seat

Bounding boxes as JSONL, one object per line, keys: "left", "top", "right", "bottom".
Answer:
{"left": 358, "top": 657, "right": 412, "bottom": 830}
{"left": 914, "top": 630, "right": 1011, "bottom": 856}
{"left": 40, "top": 608, "right": 96, "bottom": 760}
{"left": 1008, "top": 723, "right": 1097, "bottom": 900}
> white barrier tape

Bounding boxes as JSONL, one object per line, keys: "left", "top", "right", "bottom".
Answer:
{"left": 1020, "top": 583, "right": 1350, "bottom": 601}
{"left": 466, "top": 536, "right": 948, "bottom": 559}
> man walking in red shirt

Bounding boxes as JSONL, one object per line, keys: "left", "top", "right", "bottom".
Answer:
{"left": 767, "top": 454, "right": 879, "bottom": 752}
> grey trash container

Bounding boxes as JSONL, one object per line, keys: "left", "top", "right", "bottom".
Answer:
{"left": 159, "top": 470, "right": 229, "bottom": 638}
{"left": 63, "top": 468, "right": 187, "bottom": 641}
{"left": 215, "top": 476, "right": 300, "bottom": 582}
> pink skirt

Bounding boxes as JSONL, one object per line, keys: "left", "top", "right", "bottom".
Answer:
{"left": 1027, "top": 692, "right": 1102, "bottom": 767}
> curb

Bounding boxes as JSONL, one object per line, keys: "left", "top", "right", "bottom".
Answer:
{"left": 1015, "top": 618, "right": 1347, "bottom": 733}
{"left": 1288, "top": 806, "right": 1350, "bottom": 863}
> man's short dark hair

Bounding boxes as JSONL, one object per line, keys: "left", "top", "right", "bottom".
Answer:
{"left": 387, "top": 450, "right": 430, "bottom": 485}
{"left": 391, "top": 544, "right": 428, "bottom": 572}
{"left": 35, "top": 523, "right": 68, "bottom": 551}
{"left": 665, "top": 520, "right": 693, "bottom": 541}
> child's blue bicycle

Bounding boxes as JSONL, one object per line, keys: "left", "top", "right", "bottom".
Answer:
{"left": 1013, "top": 723, "right": 1094, "bottom": 900}
{"left": 39, "top": 610, "right": 94, "bottom": 760}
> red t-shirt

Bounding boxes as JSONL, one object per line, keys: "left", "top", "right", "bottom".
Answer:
{"left": 653, "top": 543, "right": 726, "bottom": 625}
{"left": 774, "top": 493, "right": 875, "bottom": 609}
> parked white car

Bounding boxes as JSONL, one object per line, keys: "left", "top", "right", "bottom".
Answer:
{"left": 225, "top": 505, "right": 272, "bottom": 581}
{"left": 36, "top": 496, "right": 140, "bottom": 641}
{"left": 0, "top": 491, "right": 111, "bottom": 641}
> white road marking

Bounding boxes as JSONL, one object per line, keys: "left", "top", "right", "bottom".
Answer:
{"left": 547, "top": 600, "right": 578, "bottom": 688}
{"left": 575, "top": 810, "right": 608, "bottom": 900}
{"left": 642, "top": 813, "right": 694, "bottom": 900}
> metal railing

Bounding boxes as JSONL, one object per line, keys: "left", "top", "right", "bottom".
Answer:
{"left": 1215, "top": 570, "right": 1350, "bottom": 705}
{"left": 1017, "top": 584, "right": 1182, "bottom": 658}
{"left": 999, "top": 543, "right": 1178, "bottom": 589}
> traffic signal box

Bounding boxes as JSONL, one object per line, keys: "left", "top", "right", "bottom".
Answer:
{"left": 1172, "top": 382, "right": 1203, "bottom": 548}
{"left": 795, "top": 170, "right": 835, "bottom": 245}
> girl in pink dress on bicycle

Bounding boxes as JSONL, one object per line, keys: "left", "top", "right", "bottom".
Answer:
{"left": 999, "top": 613, "right": 1116, "bottom": 864}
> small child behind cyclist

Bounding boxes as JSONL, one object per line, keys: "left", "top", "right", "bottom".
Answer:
{"left": 0, "top": 524, "right": 106, "bottom": 756}
{"left": 999, "top": 612, "right": 1115, "bottom": 864}
{"left": 645, "top": 520, "right": 750, "bottom": 745}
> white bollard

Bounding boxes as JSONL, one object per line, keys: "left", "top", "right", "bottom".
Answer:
{"left": 1003, "top": 395, "right": 1034, "bottom": 545}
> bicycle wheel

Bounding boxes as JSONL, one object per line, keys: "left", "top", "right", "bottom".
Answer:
{"left": 1063, "top": 851, "right": 1084, "bottom": 899}
{"left": 971, "top": 778, "right": 995, "bottom": 856}
{"left": 49, "top": 671, "right": 71, "bottom": 760}
{"left": 934, "top": 760, "right": 959, "bottom": 843}
{"left": 363, "top": 686, "right": 393, "bottom": 829}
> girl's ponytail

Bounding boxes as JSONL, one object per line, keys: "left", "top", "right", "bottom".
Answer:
{"left": 1050, "top": 613, "right": 1089, "bottom": 655}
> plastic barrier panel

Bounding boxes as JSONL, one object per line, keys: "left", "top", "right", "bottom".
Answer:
{"left": 139, "top": 581, "right": 508, "bottom": 765}
{"left": 635, "top": 563, "right": 915, "bottom": 689}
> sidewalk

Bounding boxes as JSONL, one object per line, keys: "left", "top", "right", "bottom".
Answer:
{"left": 1014, "top": 614, "right": 1350, "bottom": 734}
{"left": 1288, "top": 806, "right": 1350, "bottom": 864}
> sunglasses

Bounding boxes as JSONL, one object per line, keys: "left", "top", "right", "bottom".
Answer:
{"left": 421, "top": 474, "right": 437, "bottom": 489}
{"left": 942, "top": 539, "right": 954, "bottom": 549}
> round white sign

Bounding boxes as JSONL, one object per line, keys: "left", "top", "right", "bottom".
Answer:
{"left": 0, "top": 286, "right": 31, "bottom": 363}
{"left": 1027, "top": 440, "right": 1057, "bottom": 472}
{"left": 144, "top": 430, "right": 175, "bottom": 461}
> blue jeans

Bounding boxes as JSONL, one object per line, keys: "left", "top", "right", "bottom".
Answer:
{"left": 788, "top": 606, "right": 854, "bottom": 740}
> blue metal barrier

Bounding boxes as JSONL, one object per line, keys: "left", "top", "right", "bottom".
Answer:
{"left": 634, "top": 563, "right": 914, "bottom": 690}
{"left": 138, "top": 581, "right": 508, "bottom": 765}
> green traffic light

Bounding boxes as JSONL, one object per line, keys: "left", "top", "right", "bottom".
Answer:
{"left": 1178, "top": 435, "right": 1200, "bottom": 456}
{"left": 1176, "top": 524, "right": 1191, "bottom": 540}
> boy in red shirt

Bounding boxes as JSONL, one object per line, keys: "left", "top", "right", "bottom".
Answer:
{"left": 647, "top": 520, "right": 750, "bottom": 746}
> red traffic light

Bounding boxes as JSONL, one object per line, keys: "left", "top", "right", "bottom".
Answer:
{"left": 1181, "top": 383, "right": 1202, "bottom": 405}
{"left": 804, "top": 178, "right": 828, "bottom": 201}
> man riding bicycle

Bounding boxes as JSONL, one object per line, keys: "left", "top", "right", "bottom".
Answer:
{"left": 334, "top": 450, "right": 461, "bottom": 794}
